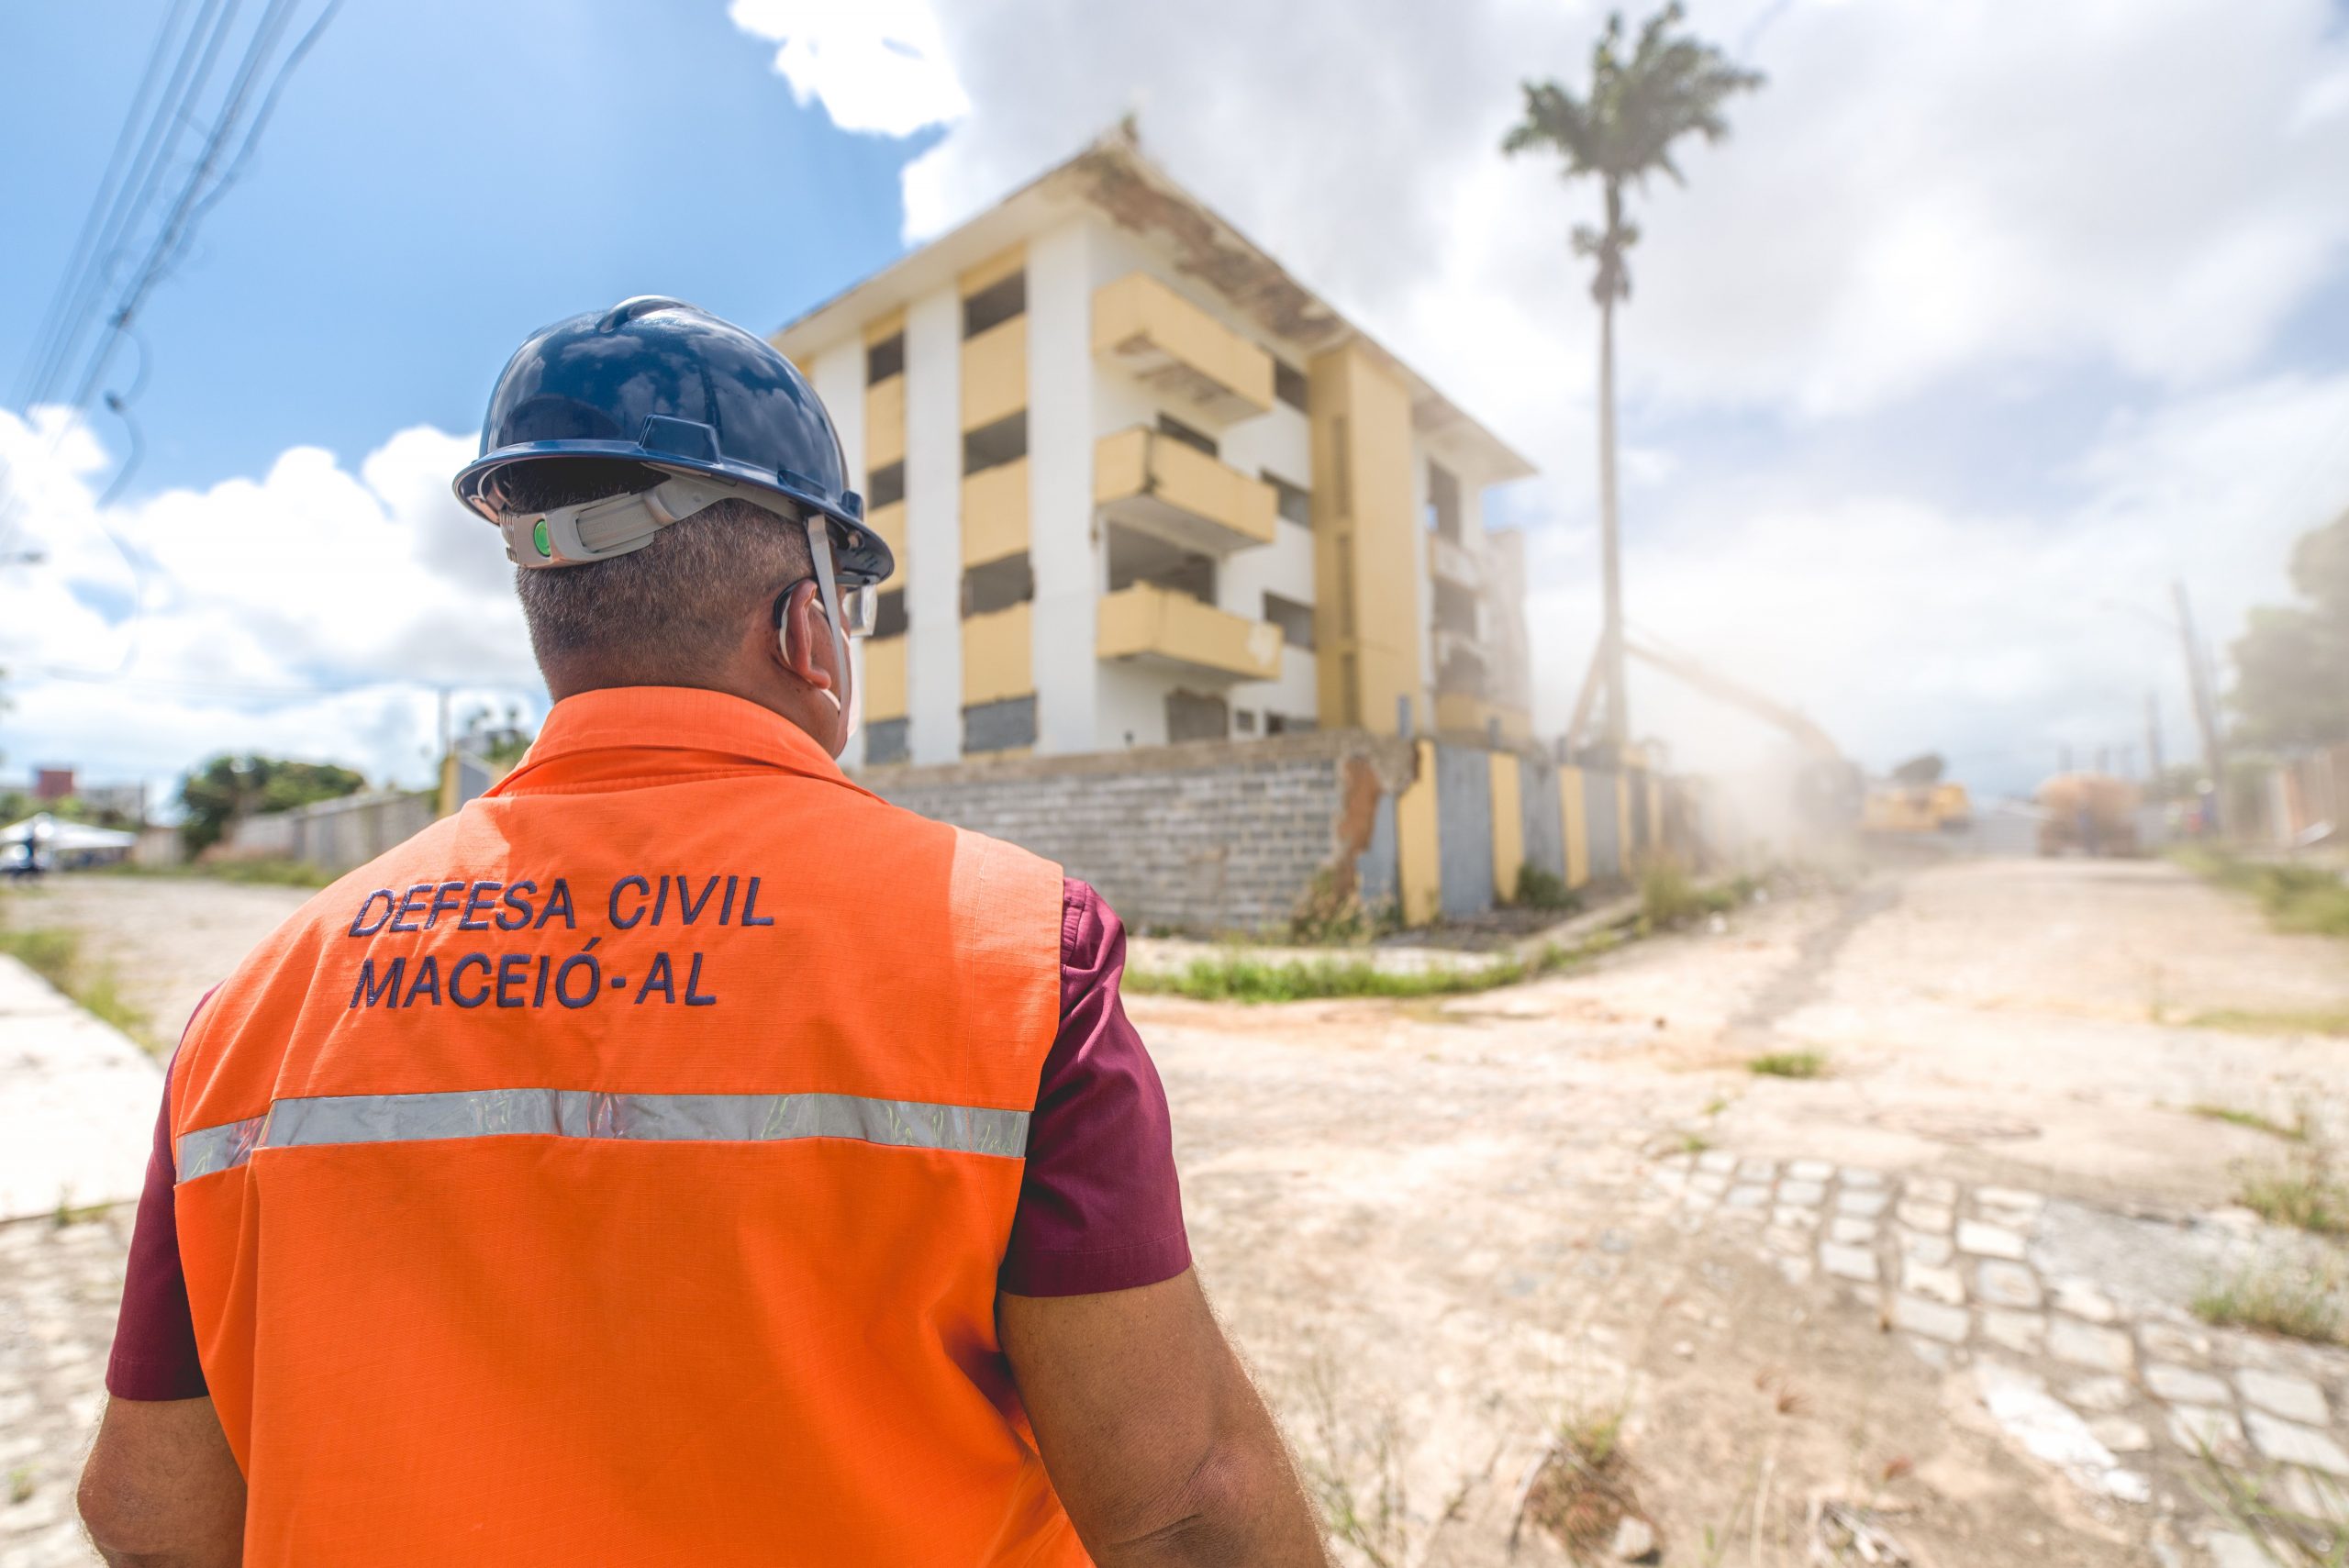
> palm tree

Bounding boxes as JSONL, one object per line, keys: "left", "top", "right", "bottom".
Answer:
{"left": 1504, "top": 3, "right": 1761, "bottom": 759}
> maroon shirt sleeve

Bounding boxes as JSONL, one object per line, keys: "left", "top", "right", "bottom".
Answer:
{"left": 106, "top": 1047, "right": 208, "bottom": 1400}
{"left": 998, "top": 879, "right": 1192, "bottom": 1296}
{"left": 104, "top": 884, "right": 1188, "bottom": 1387}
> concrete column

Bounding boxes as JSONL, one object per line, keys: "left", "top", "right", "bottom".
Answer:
{"left": 1026, "top": 219, "right": 1097, "bottom": 755}
{"left": 808, "top": 339, "right": 866, "bottom": 765}
{"left": 904, "top": 285, "right": 963, "bottom": 763}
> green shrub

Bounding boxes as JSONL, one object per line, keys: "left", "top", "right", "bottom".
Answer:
{"left": 1510, "top": 865, "right": 1580, "bottom": 912}
{"left": 1748, "top": 1050, "right": 1827, "bottom": 1080}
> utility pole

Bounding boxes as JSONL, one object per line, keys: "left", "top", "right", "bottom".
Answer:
{"left": 2144, "top": 691, "right": 2164, "bottom": 784}
{"left": 2172, "top": 579, "right": 2226, "bottom": 836}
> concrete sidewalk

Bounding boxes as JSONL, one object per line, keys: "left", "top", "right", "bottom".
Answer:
{"left": 0, "top": 953, "right": 161, "bottom": 1222}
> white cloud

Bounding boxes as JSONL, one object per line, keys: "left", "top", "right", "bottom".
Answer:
{"left": 726, "top": 0, "right": 970, "bottom": 139}
{"left": 0, "top": 411, "right": 543, "bottom": 800}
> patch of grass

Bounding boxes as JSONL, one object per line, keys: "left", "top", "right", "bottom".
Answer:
{"left": 1509, "top": 864, "right": 1581, "bottom": 913}
{"left": 1130, "top": 934, "right": 1614, "bottom": 1004}
{"left": 1747, "top": 1050, "right": 1827, "bottom": 1080}
{"left": 0, "top": 918, "right": 154, "bottom": 1052}
{"left": 1524, "top": 1405, "right": 1651, "bottom": 1560}
{"left": 2191, "top": 1008, "right": 2349, "bottom": 1039}
{"left": 2196, "top": 1255, "right": 2349, "bottom": 1346}
{"left": 1298, "top": 1356, "right": 1410, "bottom": 1568}
{"left": 2191, "top": 1104, "right": 2312, "bottom": 1141}
{"left": 2178, "top": 850, "right": 2349, "bottom": 939}
{"left": 2238, "top": 1164, "right": 2349, "bottom": 1236}
{"left": 6, "top": 1467, "right": 32, "bottom": 1506}
{"left": 1676, "top": 1131, "right": 1712, "bottom": 1155}
{"left": 105, "top": 856, "right": 332, "bottom": 888}
{"left": 1639, "top": 860, "right": 1742, "bottom": 933}
{"left": 2192, "top": 1438, "right": 2349, "bottom": 1563}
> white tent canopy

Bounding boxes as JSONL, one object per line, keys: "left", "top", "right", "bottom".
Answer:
{"left": 3, "top": 813, "right": 138, "bottom": 851}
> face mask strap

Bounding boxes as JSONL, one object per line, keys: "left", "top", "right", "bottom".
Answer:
{"left": 802, "top": 514, "right": 858, "bottom": 743}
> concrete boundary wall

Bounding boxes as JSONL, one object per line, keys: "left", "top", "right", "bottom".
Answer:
{"left": 869, "top": 730, "right": 1415, "bottom": 935}
{"left": 864, "top": 730, "right": 1688, "bottom": 936}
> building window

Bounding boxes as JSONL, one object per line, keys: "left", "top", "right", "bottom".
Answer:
{"left": 963, "top": 411, "right": 1027, "bottom": 474}
{"left": 1274, "top": 360, "right": 1308, "bottom": 414}
{"left": 1426, "top": 461, "right": 1462, "bottom": 540}
{"left": 1234, "top": 708, "right": 1257, "bottom": 735}
{"left": 962, "top": 551, "right": 1034, "bottom": 617}
{"left": 867, "top": 461, "right": 906, "bottom": 510}
{"left": 1264, "top": 712, "right": 1315, "bottom": 736}
{"left": 1107, "top": 523, "right": 1214, "bottom": 604}
{"left": 963, "top": 694, "right": 1036, "bottom": 753}
{"left": 873, "top": 588, "right": 907, "bottom": 639}
{"left": 1262, "top": 469, "right": 1310, "bottom": 528}
{"left": 1165, "top": 689, "right": 1229, "bottom": 743}
{"left": 1263, "top": 592, "right": 1315, "bottom": 651}
{"left": 1155, "top": 413, "right": 1217, "bottom": 459}
{"left": 1438, "top": 645, "right": 1487, "bottom": 698}
{"left": 865, "top": 332, "right": 904, "bottom": 384}
{"left": 963, "top": 272, "right": 1026, "bottom": 339}
{"left": 864, "top": 717, "right": 909, "bottom": 765}
{"left": 1433, "top": 579, "right": 1478, "bottom": 639}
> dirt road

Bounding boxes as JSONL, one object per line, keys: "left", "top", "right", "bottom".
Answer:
{"left": 6, "top": 857, "right": 2345, "bottom": 1565}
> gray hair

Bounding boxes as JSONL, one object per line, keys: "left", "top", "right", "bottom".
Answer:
{"left": 496, "top": 460, "right": 811, "bottom": 687}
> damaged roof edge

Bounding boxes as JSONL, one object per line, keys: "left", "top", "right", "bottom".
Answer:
{"left": 774, "top": 126, "right": 1536, "bottom": 484}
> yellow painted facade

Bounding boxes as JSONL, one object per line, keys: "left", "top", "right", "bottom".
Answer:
{"left": 961, "top": 459, "right": 1030, "bottom": 566}
{"left": 1308, "top": 343, "right": 1422, "bottom": 734}
{"left": 962, "top": 603, "right": 1033, "bottom": 706}
{"left": 1559, "top": 765, "right": 1589, "bottom": 888}
{"left": 1096, "top": 583, "right": 1282, "bottom": 684}
{"left": 866, "top": 500, "right": 907, "bottom": 563}
{"left": 1488, "top": 752, "right": 1524, "bottom": 903}
{"left": 863, "top": 373, "right": 906, "bottom": 469}
{"left": 1092, "top": 428, "right": 1276, "bottom": 553}
{"left": 862, "top": 635, "right": 907, "bottom": 725}
{"left": 958, "top": 244, "right": 1027, "bottom": 298}
{"left": 1090, "top": 272, "right": 1273, "bottom": 424}
{"left": 1395, "top": 739, "right": 1442, "bottom": 927}
{"left": 960, "top": 315, "right": 1028, "bottom": 433}
{"left": 1617, "top": 773, "right": 1634, "bottom": 873}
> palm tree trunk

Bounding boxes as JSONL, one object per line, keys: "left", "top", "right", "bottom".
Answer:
{"left": 1597, "top": 280, "right": 1627, "bottom": 755}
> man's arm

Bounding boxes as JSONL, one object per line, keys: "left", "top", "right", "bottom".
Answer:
{"left": 79, "top": 1396, "right": 244, "bottom": 1567}
{"left": 1001, "top": 1269, "right": 1328, "bottom": 1567}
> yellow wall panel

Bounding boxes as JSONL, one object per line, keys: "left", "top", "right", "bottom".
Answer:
{"left": 1396, "top": 739, "right": 1442, "bottom": 928}
{"left": 962, "top": 602, "right": 1032, "bottom": 706}
{"left": 862, "top": 636, "right": 907, "bottom": 724}
{"left": 962, "top": 459, "right": 1030, "bottom": 566}
{"left": 862, "top": 308, "right": 907, "bottom": 345}
{"left": 1560, "top": 765, "right": 1589, "bottom": 889}
{"left": 865, "top": 500, "right": 907, "bottom": 563}
{"left": 961, "top": 315, "right": 1028, "bottom": 432}
{"left": 1309, "top": 344, "right": 1422, "bottom": 733}
{"left": 959, "top": 244, "right": 1027, "bottom": 297}
{"left": 863, "top": 375, "right": 906, "bottom": 469}
{"left": 1617, "top": 773, "right": 1634, "bottom": 873}
{"left": 1488, "top": 752, "right": 1524, "bottom": 903}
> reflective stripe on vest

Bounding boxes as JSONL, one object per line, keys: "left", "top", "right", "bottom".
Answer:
{"left": 176, "top": 1088, "right": 1030, "bottom": 1180}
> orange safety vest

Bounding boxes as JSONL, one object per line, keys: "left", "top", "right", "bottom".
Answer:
{"left": 168, "top": 687, "right": 1086, "bottom": 1566}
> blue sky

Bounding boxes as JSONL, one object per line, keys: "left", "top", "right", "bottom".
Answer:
{"left": 4, "top": 0, "right": 2349, "bottom": 806}
{"left": 0, "top": 0, "right": 922, "bottom": 493}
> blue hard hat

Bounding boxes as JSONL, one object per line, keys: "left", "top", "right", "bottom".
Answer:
{"left": 451, "top": 296, "right": 892, "bottom": 585}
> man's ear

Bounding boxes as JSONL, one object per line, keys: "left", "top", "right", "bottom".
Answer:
{"left": 774, "top": 579, "right": 838, "bottom": 694}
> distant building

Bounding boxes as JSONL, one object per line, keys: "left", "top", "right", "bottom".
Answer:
{"left": 774, "top": 128, "right": 1536, "bottom": 769}
{"left": 34, "top": 767, "right": 74, "bottom": 802}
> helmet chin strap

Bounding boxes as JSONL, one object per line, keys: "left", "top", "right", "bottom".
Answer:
{"left": 799, "top": 514, "right": 858, "bottom": 746}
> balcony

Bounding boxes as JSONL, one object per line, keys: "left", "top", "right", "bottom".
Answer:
{"left": 1092, "top": 273, "right": 1274, "bottom": 427}
{"left": 1429, "top": 531, "right": 1482, "bottom": 589}
{"left": 1097, "top": 583, "right": 1282, "bottom": 685}
{"left": 1094, "top": 428, "right": 1275, "bottom": 556}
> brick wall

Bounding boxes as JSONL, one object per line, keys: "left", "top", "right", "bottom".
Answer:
{"left": 865, "top": 730, "right": 1417, "bottom": 936}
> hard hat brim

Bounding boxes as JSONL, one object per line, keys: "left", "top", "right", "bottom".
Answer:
{"left": 453, "top": 440, "right": 894, "bottom": 588}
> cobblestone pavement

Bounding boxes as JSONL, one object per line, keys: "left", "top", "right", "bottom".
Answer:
{"left": 0, "top": 1215, "right": 128, "bottom": 1567}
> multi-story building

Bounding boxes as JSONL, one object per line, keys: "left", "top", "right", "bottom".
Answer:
{"left": 774, "top": 128, "right": 1535, "bottom": 769}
